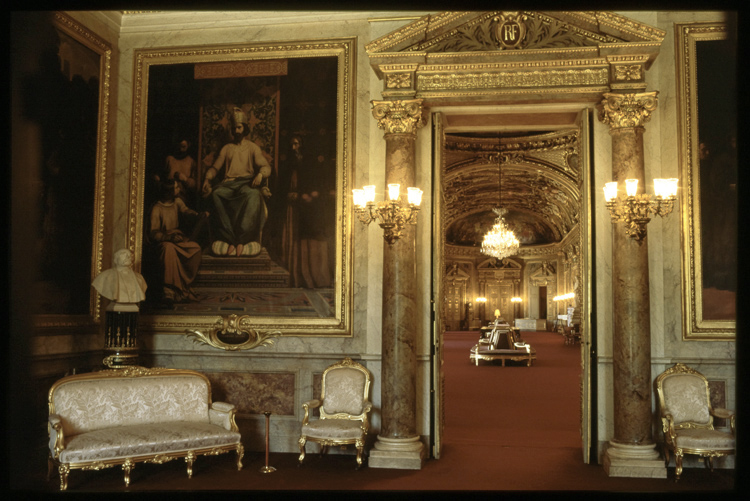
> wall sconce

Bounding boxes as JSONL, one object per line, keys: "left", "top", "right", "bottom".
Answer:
{"left": 552, "top": 292, "right": 575, "bottom": 302}
{"left": 353, "top": 184, "right": 423, "bottom": 244}
{"left": 603, "top": 178, "right": 678, "bottom": 241}
{"left": 475, "top": 297, "right": 487, "bottom": 303}
{"left": 510, "top": 297, "right": 522, "bottom": 303}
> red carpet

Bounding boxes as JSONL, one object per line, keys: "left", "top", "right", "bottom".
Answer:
{"left": 443, "top": 330, "right": 581, "bottom": 450}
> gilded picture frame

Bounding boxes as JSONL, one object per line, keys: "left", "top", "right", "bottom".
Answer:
{"left": 676, "top": 22, "right": 736, "bottom": 340}
{"left": 32, "top": 12, "right": 111, "bottom": 330}
{"left": 129, "top": 38, "right": 355, "bottom": 336}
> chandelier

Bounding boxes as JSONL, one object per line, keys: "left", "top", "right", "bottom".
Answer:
{"left": 481, "top": 145, "right": 519, "bottom": 259}
{"left": 481, "top": 207, "right": 520, "bottom": 259}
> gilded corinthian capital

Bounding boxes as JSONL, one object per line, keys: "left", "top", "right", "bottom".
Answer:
{"left": 372, "top": 99, "right": 425, "bottom": 135}
{"left": 597, "top": 92, "right": 658, "bottom": 130}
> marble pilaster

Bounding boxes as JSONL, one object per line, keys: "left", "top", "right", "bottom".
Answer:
{"left": 368, "top": 99, "right": 425, "bottom": 470}
{"left": 598, "top": 92, "right": 666, "bottom": 478}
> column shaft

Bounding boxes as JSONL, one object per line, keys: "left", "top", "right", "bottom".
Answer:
{"left": 380, "top": 133, "right": 418, "bottom": 439}
{"left": 610, "top": 127, "right": 653, "bottom": 445}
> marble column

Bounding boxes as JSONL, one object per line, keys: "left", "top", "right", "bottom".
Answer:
{"left": 598, "top": 92, "right": 666, "bottom": 478}
{"left": 368, "top": 99, "right": 425, "bottom": 470}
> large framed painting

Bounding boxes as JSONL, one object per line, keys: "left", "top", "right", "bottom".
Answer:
{"left": 129, "top": 38, "right": 354, "bottom": 336}
{"left": 31, "top": 12, "right": 111, "bottom": 330}
{"left": 676, "top": 22, "right": 736, "bottom": 340}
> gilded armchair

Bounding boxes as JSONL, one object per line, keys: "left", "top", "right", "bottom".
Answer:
{"left": 298, "top": 358, "right": 373, "bottom": 469}
{"left": 655, "top": 363, "right": 735, "bottom": 481}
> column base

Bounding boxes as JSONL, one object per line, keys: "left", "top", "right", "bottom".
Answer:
{"left": 603, "top": 441, "right": 667, "bottom": 478}
{"left": 368, "top": 435, "right": 424, "bottom": 470}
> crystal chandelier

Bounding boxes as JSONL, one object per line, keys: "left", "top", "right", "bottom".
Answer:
{"left": 481, "top": 207, "right": 519, "bottom": 259}
{"left": 481, "top": 146, "right": 519, "bottom": 259}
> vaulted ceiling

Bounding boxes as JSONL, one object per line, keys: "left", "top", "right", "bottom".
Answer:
{"left": 443, "top": 129, "right": 581, "bottom": 249}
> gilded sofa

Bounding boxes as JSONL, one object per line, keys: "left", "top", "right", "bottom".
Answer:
{"left": 470, "top": 326, "right": 536, "bottom": 366}
{"left": 47, "top": 366, "right": 244, "bottom": 490}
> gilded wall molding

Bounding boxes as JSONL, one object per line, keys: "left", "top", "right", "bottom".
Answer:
{"left": 371, "top": 99, "right": 425, "bottom": 135}
{"left": 417, "top": 67, "right": 608, "bottom": 91}
{"left": 597, "top": 91, "right": 658, "bottom": 130}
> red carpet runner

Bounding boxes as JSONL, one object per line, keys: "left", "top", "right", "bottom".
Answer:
{"left": 443, "top": 330, "right": 582, "bottom": 450}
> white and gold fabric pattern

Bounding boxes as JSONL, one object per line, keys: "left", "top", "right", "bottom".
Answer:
{"left": 47, "top": 367, "right": 243, "bottom": 491}
{"left": 655, "top": 363, "right": 736, "bottom": 481}
{"left": 298, "top": 358, "right": 373, "bottom": 468}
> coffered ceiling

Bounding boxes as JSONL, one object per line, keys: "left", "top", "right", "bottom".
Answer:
{"left": 443, "top": 129, "right": 581, "bottom": 249}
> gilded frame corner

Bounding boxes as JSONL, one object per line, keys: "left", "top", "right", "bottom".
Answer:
{"left": 129, "top": 38, "right": 355, "bottom": 336}
{"left": 33, "top": 12, "right": 111, "bottom": 330}
{"left": 675, "top": 22, "right": 735, "bottom": 341}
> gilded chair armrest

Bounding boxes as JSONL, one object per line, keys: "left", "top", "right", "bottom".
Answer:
{"left": 48, "top": 414, "right": 65, "bottom": 458}
{"left": 712, "top": 408, "right": 736, "bottom": 435}
{"left": 209, "top": 401, "right": 238, "bottom": 432}
{"left": 711, "top": 407, "right": 734, "bottom": 419}
{"left": 661, "top": 413, "right": 677, "bottom": 443}
{"left": 362, "top": 400, "right": 373, "bottom": 414}
{"left": 301, "top": 399, "right": 321, "bottom": 426}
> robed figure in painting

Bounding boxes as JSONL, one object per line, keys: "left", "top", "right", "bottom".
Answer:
{"left": 280, "top": 135, "right": 334, "bottom": 288}
{"left": 202, "top": 107, "right": 272, "bottom": 258}
{"left": 149, "top": 179, "right": 206, "bottom": 304}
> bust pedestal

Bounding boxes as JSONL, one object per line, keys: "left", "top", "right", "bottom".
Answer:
{"left": 102, "top": 303, "right": 140, "bottom": 368}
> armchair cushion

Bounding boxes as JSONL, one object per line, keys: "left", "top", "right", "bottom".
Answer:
{"left": 60, "top": 422, "right": 241, "bottom": 464}
{"left": 302, "top": 419, "right": 366, "bottom": 441}
{"left": 673, "top": 428, "right": 735, "bottom": 451}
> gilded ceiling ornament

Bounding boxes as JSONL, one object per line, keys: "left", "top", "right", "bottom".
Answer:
{"left": 597, "top": 91, "right": 658, "bottom": 129}
{"left": 371, "top": 99, "right": 425, "bottom": 135}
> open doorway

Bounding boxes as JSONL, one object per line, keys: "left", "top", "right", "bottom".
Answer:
{"left": 430, "top": 107, "right": 595, "bottom": 463}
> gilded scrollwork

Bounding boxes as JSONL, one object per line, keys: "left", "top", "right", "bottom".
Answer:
{"left": 371, "top": 99, "right": 425, "bottom": 135}
{"left": 185, "top": 314, "right": 281, "bottom": 351}
{"left": 597, "top": 91, "right": 658, "bottom": 130}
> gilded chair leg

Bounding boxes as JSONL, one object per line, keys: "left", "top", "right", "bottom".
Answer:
{"left": 58, "top": 463, "right": 70, "bottom": 491}
{"left": 663, "top": 446, "right": 670, "bottom": 467}
{"left": 236, "top": 443, "right": 244, "bottom": 470}
{"left": 298, "top": 436, "right": 307, "bottom": 465}
{"left": 674, "top": 453, "right": 683, "bottom": 482}
{"left": 123, "top": 459, "right": 134, "bottom": 488}
{"left": 356, "top": 441, "right": 364, "bottom": 470}
{"left": 47, "top": 456, "right": 53, "bottom": 481}
{"left": 186, "top": 451, "right": 195, "bottom": 478}
{"left": 706, "top": 456, "right": 714, "bottom": 472}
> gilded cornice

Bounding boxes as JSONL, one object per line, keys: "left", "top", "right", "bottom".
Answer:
{"left": 418, "top": 67, "right": 608, "bottom": 92}
{"left": 371, "top": 99, "right": 425, "bottom": 135}
{"left": 594, "top": 11, "right": 666, "bottom": 42}
{"left": 597, "top": 91, "right": 658, "bottom": 130}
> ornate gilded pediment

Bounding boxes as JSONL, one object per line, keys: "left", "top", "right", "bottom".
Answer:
{"left": 367, "top": 11, "right": 664, "bottom": 55}
{"left": 366, "top": 11, "right": 665, "bottom": 101}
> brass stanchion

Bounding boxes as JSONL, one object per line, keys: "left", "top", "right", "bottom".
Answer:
{"left": 260, "top": 411, "right": 276, "bottom": 473}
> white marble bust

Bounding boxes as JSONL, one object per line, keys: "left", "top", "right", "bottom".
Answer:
{"left": 92, "top": 248, "right": 147, "bottom": 311}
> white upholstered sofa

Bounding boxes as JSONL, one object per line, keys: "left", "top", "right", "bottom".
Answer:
{"left": 47, "top": 366, "right": 243, "bottom": 490}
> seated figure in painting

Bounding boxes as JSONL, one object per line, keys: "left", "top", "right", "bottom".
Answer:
{"left": 202, "top": 107, "right": 272, "bottom": 258}
{"left": 150, "top": 179, "right": 207, "bottom": 304}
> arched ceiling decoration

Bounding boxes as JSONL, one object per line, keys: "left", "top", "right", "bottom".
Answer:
{"left": 444, "top": 130, "right": 580, "bottom": 248}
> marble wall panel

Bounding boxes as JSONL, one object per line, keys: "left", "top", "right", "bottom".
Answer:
{"left": 204, "top": 371, "right": 296, "bottom": 416}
